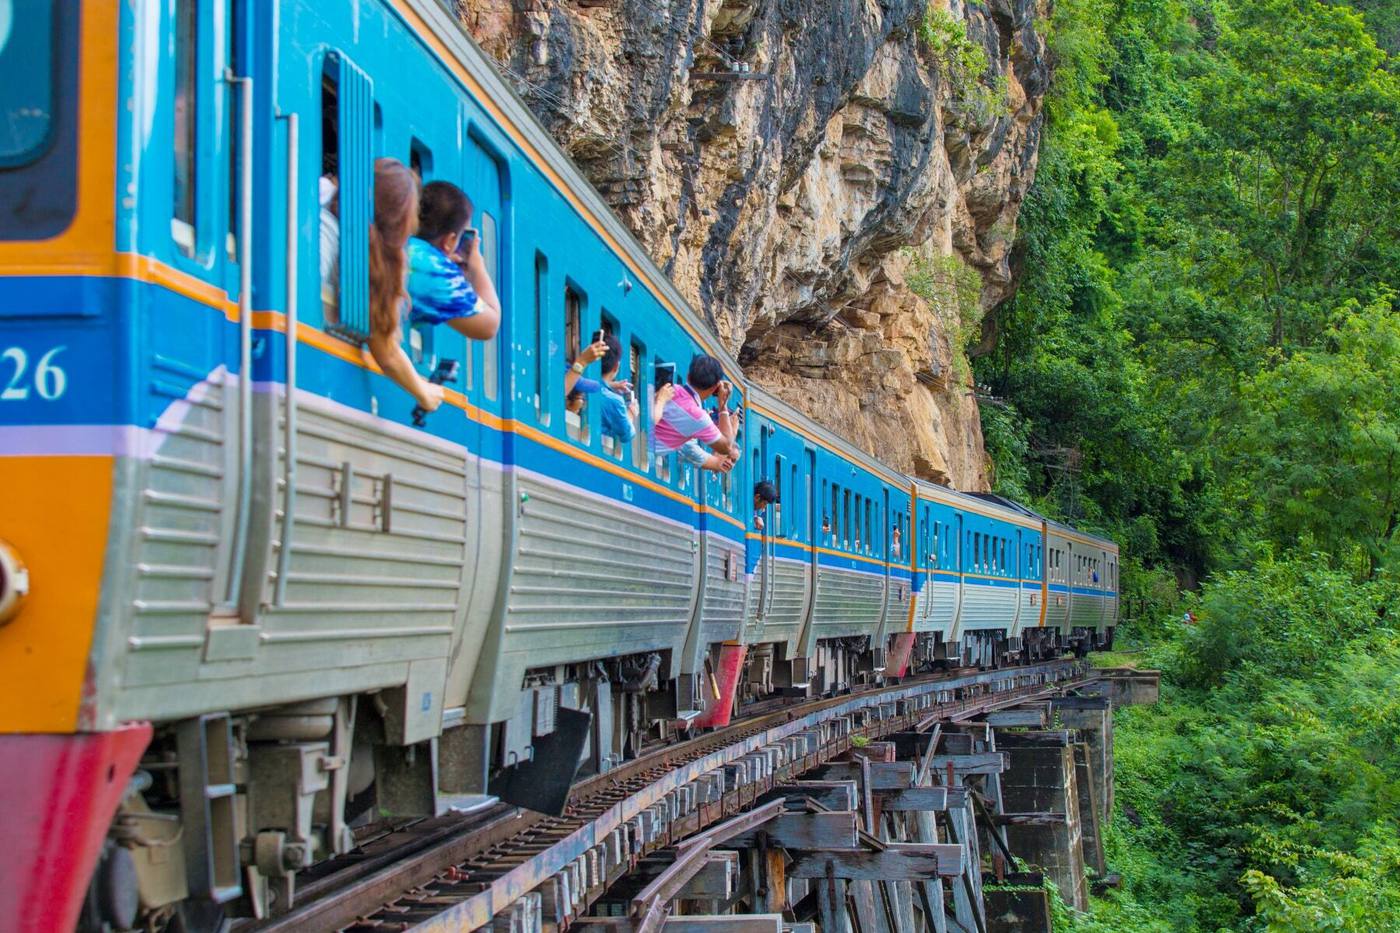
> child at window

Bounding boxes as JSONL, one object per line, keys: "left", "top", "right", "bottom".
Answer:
{"left": 406, "top": 181, "right": 501, "bottom": 341}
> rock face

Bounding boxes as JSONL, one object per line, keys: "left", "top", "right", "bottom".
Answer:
{"left": 458, "top": 0, "right": 1050, "bottom": 489}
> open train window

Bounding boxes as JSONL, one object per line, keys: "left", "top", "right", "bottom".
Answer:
{"left": 773, "top": 456, "right": 783, "bottom": 534}
{"left": 630, "top": 340, "right": 647, "bottom": 467}
{"left": 598, "top": 315, "right": 622, "bottom": 459}
{"left": 653, "top": 355, "right": 672, "bottom": 483}
{"left": 321, "top": 51, "right": 374, "bottom": 341}
{"left": 564, "top": 287, "right": 587, "bottom": 443}
{"left": 479, "top": 211, "right": 500, "bottom": 401}
{"left": 409, "top": 138, "right": 432, "bottom": 178}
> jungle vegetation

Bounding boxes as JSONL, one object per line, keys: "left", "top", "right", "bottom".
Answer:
{"left": 973, "top": 0, "right": 1400, "bottom": 928}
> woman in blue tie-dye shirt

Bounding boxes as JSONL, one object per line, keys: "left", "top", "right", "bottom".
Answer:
{"left": 405, "top": 181, "right": 501, "bottom": 341}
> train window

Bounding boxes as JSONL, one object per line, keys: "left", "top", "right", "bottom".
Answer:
{"left": 790, "top": 462, "right": 798, "bottom": 538}
{"left": 845, "top": 490, "right": 856, "bottom": 549}
{"left": 565, "top": 288, "right": 586, "bottom": 443}
{"left": 224, "top": 2, "right": 243, "bottom": 258}
{"left": 773, "top": 457, "right": 783, "bottom": 533}
{"left": 599, "top": 315, "right": 622, "bottom": 460}
{"left": 843, "top": 489, "right": 851, "bottom": 549}
{"left": 171, "top": 0, "right": 199, "bottom": 253}
{"left": 534, "top": 254, "right": 549, "bottom": 424}
{"left": 865, "top": 501, "right": 873, "bottom": 555}
{"left": 409, "top": 138, "right": 432, "bottom": 178}
{"left": 479, "top": 211, "right": 500, "bottom": 401}
{"left": 1000, "top": 539, "right": 1007, "bottom": 576}
{"left": 653, "top": 355, "right": 671, "bottom": 483}
{"left": 630, "top": 340, "right": 647, "bottom": 467}
{"left": 322, "top": 52, "right": 374, "bottom": 341}
{"left": 930, "top": 521, "right": 939, "bottom": 568}
{"left": 829, "top": 484, "right": 838, "bottom": 543}
{"left": 0, "top": 0, "right": 57, "bottom": 167}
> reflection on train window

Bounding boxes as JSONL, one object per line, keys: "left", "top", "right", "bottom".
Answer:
{"left": 479, "top": 211, "right": 499, "bottom": 401}
{"left": 172, "top": 0, "right": 199, "bottom": 253}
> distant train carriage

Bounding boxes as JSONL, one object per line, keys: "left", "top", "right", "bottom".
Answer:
{"left": 0, "top": 1, "right": 1119, "bottom": 929}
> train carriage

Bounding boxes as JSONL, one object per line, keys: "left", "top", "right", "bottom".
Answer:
{"left": 0, "top": 1, "right": 1119, "bottom": 929}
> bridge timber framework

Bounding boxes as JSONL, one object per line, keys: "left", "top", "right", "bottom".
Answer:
{"left": 257, "top": 662, "right": 1159, "bottom": 933}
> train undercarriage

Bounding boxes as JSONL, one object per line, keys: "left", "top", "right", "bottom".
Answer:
{"left": 73, "top": 624, "right": 1113, "bottom": 931}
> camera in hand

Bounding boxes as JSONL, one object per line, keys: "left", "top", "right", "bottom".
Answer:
{"left": 411, "top": 359, "right": 460, "bottom": 427}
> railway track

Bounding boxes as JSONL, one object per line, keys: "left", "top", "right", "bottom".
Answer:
{"left": 248, "top": 659, "right": 1089, "bottom": 933}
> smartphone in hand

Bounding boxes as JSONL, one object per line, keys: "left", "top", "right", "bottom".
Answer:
{"left": 655, "top": 362, "right": 676, "bottom": 388}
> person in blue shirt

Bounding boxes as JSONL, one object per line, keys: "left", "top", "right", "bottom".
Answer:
{"left": 405, "top": 181, "right": 501, "bottom": 341}
{"left": 566, "top": 332, "right": 637, "bottom": 444}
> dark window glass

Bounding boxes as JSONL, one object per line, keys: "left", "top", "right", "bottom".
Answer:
{"left": 0, "top": 0, "right": 56, "bottom": 166}
{"left": 173, "top": 0, "right": 198, "bottom": 249}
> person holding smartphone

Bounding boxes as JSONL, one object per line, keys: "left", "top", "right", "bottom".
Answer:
{"left": 565, "top": 332, "right": 637, "bottom": 443}
{"left": 405, "top": 181, "right": 501, "bottom": 341}
{"left": 651, "top": 354, "right": 742, "bottom": 473}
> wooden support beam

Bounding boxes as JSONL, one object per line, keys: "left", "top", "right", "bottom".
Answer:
{"left": 926, "top": 752, "right": 1007, "bottom": 777}
{"left": 721, "top": 812, "right": 859, "bottom": 850}
{"left": 810, "top": 761, "right": 915, "bottom": 790}
{"left": 993, "top": 730, "right": 1073, "bottom": 748}
{"left": 1051, "top": 695, "right": 1111, "bottom": 711}
{"left": 980, "top": 707, "right": 1050, "bottom": 728}
{"left": 771, "top": 782, "right": 859, "bottom": 812}
{"left": 788, "top": 844, "right": 966, "bottom": 880}
{"left": 878, "top": 787, "right": 950, "bottom": 812}
{"left": 992, "top": 811, "right": 1068, "bottom": 825}
{"left": 663, "top": 916, "right": 785, "bottom": 932}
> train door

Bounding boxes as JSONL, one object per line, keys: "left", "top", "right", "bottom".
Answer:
{"left": 755, "top": 427, "right": 774, "bottom": 622}
{"left": 879, "top": 486, "right": 892, "bottom": 629}
{"left": 1012, "top": 527, "right": 1024, "bottom": 632}
{"left": 448, "top": 124, "right": 504, "bottom": 672}
{"left": 951, "top": 512, "right": 965, "bottom": 641}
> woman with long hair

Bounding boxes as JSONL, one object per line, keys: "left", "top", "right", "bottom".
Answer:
{"left": 365, "top": 157, "right": 444, "bottom": 414}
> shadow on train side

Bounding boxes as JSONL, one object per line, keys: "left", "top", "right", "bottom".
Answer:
{"left": 0, "top": 2, "right": 1118, "bottom": 929}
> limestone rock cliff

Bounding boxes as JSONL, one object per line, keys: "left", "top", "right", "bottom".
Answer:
{"left": 459, "top": 0, "right": 1050, "bottom": 489}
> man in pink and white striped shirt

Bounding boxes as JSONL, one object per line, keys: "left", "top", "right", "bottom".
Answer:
{"left": 651, "top": 354, "right": 742, "bottom": 473}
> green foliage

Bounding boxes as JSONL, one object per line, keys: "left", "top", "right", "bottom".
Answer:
{"left": 977, "top": 0, "right": 1400, "bottom": 580}
{"left": 918, "top": 8, "right": 1009, "bottom": 120}
{"left": 974, "top": 0, "right": 1400, "bottom": 928}
{"left": 906, "top": 249, "right": 985, "bottom": 381}
{"left": 1237, "top": 294, "right": 1400, "bottom": 575}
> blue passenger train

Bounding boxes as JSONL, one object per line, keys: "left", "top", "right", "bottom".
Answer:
{"left": 0, "top": 1, "right": 1118, "bottom": 928}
